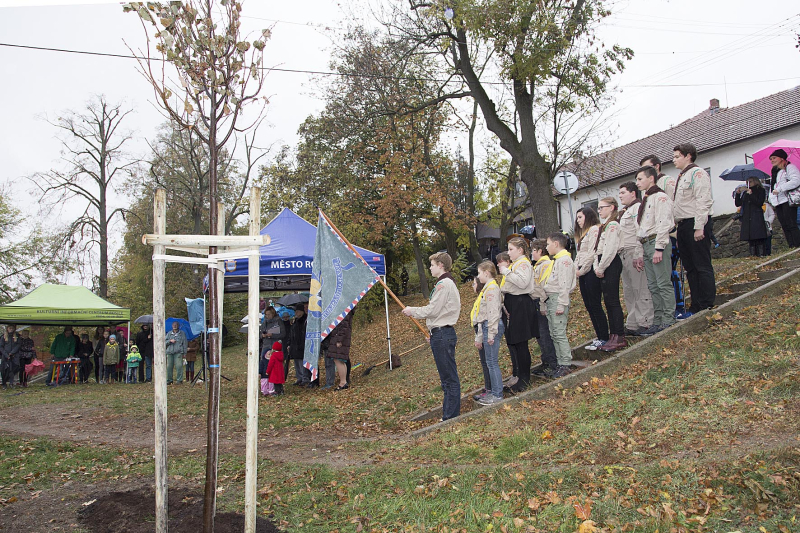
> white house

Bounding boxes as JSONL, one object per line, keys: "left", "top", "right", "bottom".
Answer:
{"left": 555, "top": 86, "right": 800, "bottom": 231}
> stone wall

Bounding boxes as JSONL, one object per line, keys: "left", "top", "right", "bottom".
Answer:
{"left": 710, "top": 213, "right": 789, "bottom": 259}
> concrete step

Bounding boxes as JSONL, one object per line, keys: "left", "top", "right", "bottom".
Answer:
{"left": 714, "top": 292, "right": 745, "bottom": 305}
{"left": 781, "top": 258, "right": 800, "bottom": 269}
{"left": 757, "top": 268, "right": 794, "bottom": 281}
{"left": 728, "top": 280, "right": 765, "bottom": 293}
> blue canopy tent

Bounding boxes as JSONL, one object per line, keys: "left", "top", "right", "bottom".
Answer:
{"left": 223, "top": 208, "right": 394, "bottom": 362}
{"left": 223, "top": 208, "right": 386, "bottom": 292}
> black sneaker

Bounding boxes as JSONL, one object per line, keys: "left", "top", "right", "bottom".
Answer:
{"left": 472, "top": 390, "right": 488, "bottom": 402}
{"left": 552, "top": 365, "right": 572, "bottom": 378}
{"left": 531, "top": 367, "right": 548, "bottom": 377}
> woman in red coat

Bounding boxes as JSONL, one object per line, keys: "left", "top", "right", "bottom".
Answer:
{"left": 265, "top": 341, "right": 285, "bottom": 395}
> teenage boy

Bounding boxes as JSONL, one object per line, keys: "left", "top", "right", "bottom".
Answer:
{"left": 403, "top": 252, "right": 462, "bottom": 421}
{"left": 635, "top": 166, "right": 675, "bottom": 334}
{"left": 540, "top": 233, "right": 576, "bottom": 378}
{"left": 640, "top": 154, "right": 676, "bottom": 198}
{"left": 672, "top": 143, "right": 716, "bottom": 315}
{"left": 618, "top": 181, "right": 654, "bottom": 335}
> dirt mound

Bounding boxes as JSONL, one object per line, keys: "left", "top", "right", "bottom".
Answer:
{"left": 78, "top": 488, "right": 280, "bottom": 533}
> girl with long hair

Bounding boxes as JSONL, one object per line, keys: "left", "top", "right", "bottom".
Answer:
{"left": 574, "top": 207, "right": 606, "bottom": 350}
{"left": 592, "top": 197, "right": 626, "bottom": 351}
{"left": 471, "top": 261, "right": 505, "bottom": 405}
{"left": 498, "top": 236, "right": 537, "bottom": 392}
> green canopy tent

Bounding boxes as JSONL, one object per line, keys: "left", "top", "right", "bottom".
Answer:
{"left": 0, "top": 284, "right": 130, "bottom": 326}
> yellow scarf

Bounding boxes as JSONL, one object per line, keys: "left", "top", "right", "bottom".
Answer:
{"left": 534, "top": 255, "right": 552, "bottom": 284}
{"left": 499, "top": 256, "right": 531, "bottom": 288}
{"left": 470, "top": 279, "right": 499, "bottom": 323}
{"left": 539, "top": 249, "right": 570, "bottom": 286}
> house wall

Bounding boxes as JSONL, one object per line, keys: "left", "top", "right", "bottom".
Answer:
{"left": 555, "top": 124, "right": 800, "bottom": 231}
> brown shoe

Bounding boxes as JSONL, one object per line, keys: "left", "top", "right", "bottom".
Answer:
{"left": 600, "top": 334, "right": 627, "bottom": 352}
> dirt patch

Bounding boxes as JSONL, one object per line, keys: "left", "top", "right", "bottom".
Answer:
{"left": 0, "top": 479, "right": 280, "bottom": 533}
{"left": 77, "top": 487, "right": 280, "bottom": 533}
{"left": 0, "top": 402, "right": 384, "bottom": 468}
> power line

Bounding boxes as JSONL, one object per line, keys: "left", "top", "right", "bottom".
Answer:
{"left": 0, "top": 41, "right": 797, "bottom": 89}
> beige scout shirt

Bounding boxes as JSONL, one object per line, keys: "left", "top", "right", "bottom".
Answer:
{"left": 657, "top": 173, "right": 677, "bottom": 200}
{"left": 500, "top": 257, "right": 533, "bottom": 296}
{"left": 406, "top": 276, "right": 461, "bottom": 331}
{"left": 673, "top": 166, "right": 714, "bottom": 230}
{"left": 619, "top": 202, "right": 644, "bottom": 259}
{"left": 543, "top": 252, "right": 577, "bottom": 311}
{"left": 575, "top": 225, "right": 599, "bottom": 276}
{"left": 593, "top": 221, "right": 622, "bottom": 276}
{"left": 530, "top": 257, "right": 550, "bottom": 302}
{"left": 638, "top": 191, "right": 673, "bottom": 251}
{"left": 471, "top": 282, "right": 502, "bottom": 343}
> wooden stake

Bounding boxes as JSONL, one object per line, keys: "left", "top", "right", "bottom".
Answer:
{"left": 152, "top": 188, "right": 169, "bottom": 532}
{"left": 318, "top": 210, "right": 430, "bottom": 340}
{"left": 244, "top": 188, "right": 261, "bottom": 532}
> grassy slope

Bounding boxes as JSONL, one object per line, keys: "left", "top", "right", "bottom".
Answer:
{"left": 1, "top": 254, "right": 798, "bottom": 531}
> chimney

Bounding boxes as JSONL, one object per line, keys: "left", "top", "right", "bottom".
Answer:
{"left": 709, "top": 98, "right": 720, "bottom": 114}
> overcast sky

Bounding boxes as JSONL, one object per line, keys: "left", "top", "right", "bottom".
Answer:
{"left": 1, "top": 0, "right": 798, "bottom": 234}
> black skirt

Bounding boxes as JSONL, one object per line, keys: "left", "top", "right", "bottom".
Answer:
{"left": 502, "top": 293, "right": 537, "bottom": 344}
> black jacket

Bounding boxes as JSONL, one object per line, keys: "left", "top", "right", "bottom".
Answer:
{"left": 735, "top": 187, "right": 768, "bottom": 241}
{"left": 325, "top": 312, "right": 353, "bottom": 361}
{"left": 135, "top": 328, "right": 154, "bottom": 358}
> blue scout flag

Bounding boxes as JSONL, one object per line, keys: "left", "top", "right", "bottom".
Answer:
{"left": 185, "top": 297, "right": 205, "bottom": 336}
{"left": 303, "top": 212, "right": 380, "bottom": 380}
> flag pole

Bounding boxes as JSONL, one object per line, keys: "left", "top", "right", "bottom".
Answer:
{"left": 319, "top": 210, "right": 430, "bottom": 340}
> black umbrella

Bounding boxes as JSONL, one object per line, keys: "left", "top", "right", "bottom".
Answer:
{"left": 275, "top": 293, "right": 309, "bottom": 306}
{"left": 134, "top": 314, "right": 154, "bottom": 324}
{"left": 718, "top": 164, "right": 770, "bottom": 182}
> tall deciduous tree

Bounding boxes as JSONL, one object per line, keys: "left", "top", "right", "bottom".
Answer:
{"left": 30, "top": 96, "right": 135, "bottom": 298}
{"left": 394, "top": 0, "right": 632, "bottom": 235}
{"left": 124, "top": 1, "right": 269, "bottom": 528}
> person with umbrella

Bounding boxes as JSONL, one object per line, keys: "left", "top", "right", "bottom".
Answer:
{"left": 733, "top": 177, "right": 769, "bottom": 256}
{"left": 768, "top": 149, "right": 800, "bottom": 248}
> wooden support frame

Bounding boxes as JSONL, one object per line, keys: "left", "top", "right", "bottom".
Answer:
{"left": 146, "top": 188, "right": 266, "bottom": 532}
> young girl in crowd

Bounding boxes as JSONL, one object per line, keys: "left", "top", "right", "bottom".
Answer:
{"left": 18, "top": 329, "right": 35, "bottom": 388}
{"left": 574, "top": 207, "right": 606, "bottom": 351}
{"left": 471, "top": 261, "right": 504, "bottom": 405}
{"left": 530, "top": 239, "right": 558, "bottom": 376}
{"left": 266, "top": 341, "right": 285, "bottom": 395}
{"left": 593, "top": 198, "right": 627, "bottom": 352}
{"left": 498, "top": 236, "right": 537, "bottom": 392}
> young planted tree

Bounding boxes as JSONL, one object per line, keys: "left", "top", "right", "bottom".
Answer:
{"left": 124, "top": 1, "right": 269, "bottom": 529}
{"left": 393, "top": 0, "right": 632, "bottom": 235}
{"left": 30, "top": 96, "right": 136, "bottom": 298}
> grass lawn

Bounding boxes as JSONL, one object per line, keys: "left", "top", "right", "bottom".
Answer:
{"left": 0, "top": 250, "right": 798, "bottom": 531}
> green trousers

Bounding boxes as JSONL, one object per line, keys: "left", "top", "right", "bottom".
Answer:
{"left": 167, "top": 352, "right": 184, "bottom": 384}
{"left": 642, "top": 240, "right": 676, "bottom": 326}
{"left": 545, "top": 296, "right": 571, "bottom": 366}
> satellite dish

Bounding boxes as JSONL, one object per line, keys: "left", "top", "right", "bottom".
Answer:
{"left": 553, "top": 171, "right": 579, "bottom": 195}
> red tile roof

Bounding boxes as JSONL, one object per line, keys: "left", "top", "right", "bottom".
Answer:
{"left": 570, "top": 86, "right": 800, "bottom": 191}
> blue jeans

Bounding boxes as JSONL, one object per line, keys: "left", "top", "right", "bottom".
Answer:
{"left": 430, "top": 326, "right": 460, "bottom": 420}
{"left": 480, "top": 320, "right": 504, "bottom": 399}
{"left": 144, "top": 356, "right": 153, "bottom": 382}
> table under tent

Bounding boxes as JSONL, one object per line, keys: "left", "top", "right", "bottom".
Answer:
{"left": 223, "top": 208, "right": 395, "bottom": 359}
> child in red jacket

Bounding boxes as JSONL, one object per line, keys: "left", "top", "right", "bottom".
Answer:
{"left": 266, "top": 341, "right": 285, "bottom": 395}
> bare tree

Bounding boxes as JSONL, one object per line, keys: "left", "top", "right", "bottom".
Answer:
{"left": 30, "top": 96, "right": 136, "bottom": 298}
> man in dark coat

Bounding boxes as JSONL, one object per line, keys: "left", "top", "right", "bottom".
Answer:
{"left": 135, "top": 324, "right": 154, "bottom": 383}
{"left": 0, "top": 325, "right": 22, "bottom": 388}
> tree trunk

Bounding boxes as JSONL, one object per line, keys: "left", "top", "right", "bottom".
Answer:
{"left": 466, "top": 100, "right": 482, "bottom": 264}
{"left": 519, "top": 155, "right": 560, "bottom": 237}
{"left": 411, "top": 222, "right": 429, "bottom": 296}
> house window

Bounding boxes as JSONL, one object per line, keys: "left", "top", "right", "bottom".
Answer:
{"left": 582, "top": 199, "right": 598, "bottom": 213}
{"left": 704, "top": 167, "right": 711, "bottom": 178}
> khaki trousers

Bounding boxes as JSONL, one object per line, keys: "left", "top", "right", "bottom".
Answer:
{"left": 620, "top": 248, "right": 654, "bottom": 330}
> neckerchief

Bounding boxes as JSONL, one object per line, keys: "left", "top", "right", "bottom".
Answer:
{"left": 540, "top": 249, "right": 570, "bottom": 286}
{"left": 619, "top": 198, "right": 641, "bottom": 216}
{"left": 673, "top": 163, "right": 699, "bottom": 201}
{"left": 638, "top": 184, "right": 664, "bottom": 225}
{"left": 595, "top": 217, "right": 618, "bottom": 249}
{"left": 500, "top": 256, "right": 531, "bottom": 288}
{"left": 429, "top": 271, "right": 455, "bottom": 299}
{"left": 470, "top": 279, "right": 499, "bottom": 323}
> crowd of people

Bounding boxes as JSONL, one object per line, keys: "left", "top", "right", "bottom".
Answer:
{"left": 0, "top": 321, "right": 201, "bottom": 388}
{"left": 400, "top": 143, "right": 800, "bottom": 421}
